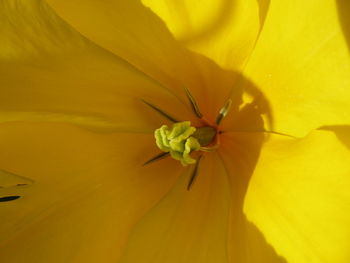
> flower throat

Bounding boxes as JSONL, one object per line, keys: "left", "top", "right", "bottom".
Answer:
{"left": 143, "top": 87, "right": 232, "bottom": 189}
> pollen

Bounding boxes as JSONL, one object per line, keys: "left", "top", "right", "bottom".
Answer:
{"left": 154, "top": 121, "right": 218, "bottom": 166}
{"left": 155, "top": 121, "right": 200, "bottom": 166}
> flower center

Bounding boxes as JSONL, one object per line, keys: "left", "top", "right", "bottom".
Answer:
{"left": 144, "top": 87, "right": 231, "bottom": 163}
{"left": 154, "top": 121, "right": 217, "bottom": 166}
{"left": 143, "top": 87, "right": 232, "bottom": 190}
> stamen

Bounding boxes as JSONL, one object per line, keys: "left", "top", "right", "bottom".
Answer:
{"left": 141, "top": 99, "right": 179, "bottom": 123}
{"left": 216, "top": 99, "right": 232, "bottom": 125}
{"left": 187, "top": 155, "right": 203, "bottom": 190}
{"left": 200, "top": 145, "right": 219, "bottom": 152}
{"left": 192, "top": 126, "right": 216, "bottom": 146}
{"left": 154, "top": 121, "right": 200, "bottom": 166}
{"left": 0, "top": 196, "right": 21, "bottom": 202}
{"left": 184, "top": 87, "right": 203, "bottom": 118}
{"left": 143, "top": 152, "right": 170, "bottom": 166}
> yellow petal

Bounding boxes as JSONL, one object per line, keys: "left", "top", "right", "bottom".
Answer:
{"left": 45, "top": 0, "right": 262, "bottom": 124}
{"left": 0, "top": 0, "right": 87, "bottom": 59}
{"left": 0, "top": 122, "right": 182, "bottom": 262}
{"left": 118, "top": 154, "right": 231, "bottom": 263}
{"left": 0, "top": 0, "right": 193, "bottom": 131}
{"left": 337, "top": 1, "right": 350, "bottom": 51}
{"left": 45, "top": 0, "right": 205, "bottom": 95}
{"left": 0, "top": 169, "right": 34, "bottom": 188}
{"left": 219, "top": 132, "right": 286, "bottom": 262}
{"left": 141, "top": 0, "right": 261, "bottom": 71}
{"left": 0, "top": 52, "right": 193, "bottom": 132}
{"left": 322, "top": 125, "right": 350, "bottom": 150}
{"left": 244, "top": 0, "right": 350, "bottom": 136}
{"left": 244, "top": 130, "right": 350, "bottom": 263}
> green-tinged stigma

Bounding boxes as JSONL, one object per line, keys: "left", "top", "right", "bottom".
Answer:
{"left": 154, "top": 121, "right": 218, "bottom": 166}
{"left": 155, "top": 121, "right": 201, "bottom": 166}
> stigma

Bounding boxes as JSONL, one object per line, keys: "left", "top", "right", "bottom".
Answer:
{"left": 154, "top": 121, "right": 217, "bottom": 166}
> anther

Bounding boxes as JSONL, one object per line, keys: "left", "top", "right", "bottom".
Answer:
{"left": 215, "top": 99, "right": 232, "bottom": 125}
{"left": 154, "top": 121, "right": 200, "bottom": 166}
{"left": 141, "top": 99, "right": 179, "bottom": 123}
{"left": 184, "top": 87, "right": 203, "bottom": 118}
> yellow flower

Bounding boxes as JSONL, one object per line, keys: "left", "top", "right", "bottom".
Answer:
{"left": 1, "top": 0, "right": 350, "bottom": 263}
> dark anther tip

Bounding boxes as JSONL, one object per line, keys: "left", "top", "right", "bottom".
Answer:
{"left": 0, "top": 196, "right": 21, "bottom": 202}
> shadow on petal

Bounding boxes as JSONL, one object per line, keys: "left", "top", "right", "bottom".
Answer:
{"left": 219, "top": 130, "right": 286, "bottom": 263}
{"left": 320, "top": 125, "right": 350, "bottom": 150}
{"left": 257, "top": 0, "right": 271, "bottom": 30}
{"left": 178, "top": 0, "right": 237, "bottom": 45}
{"left": 0, "top": 1, "right": 283, "bottom": 262}
{"left": 121, "top": 62, "right": 284, "bottom": 262}
{"left": 336, "top": 0, "right": 350, "bottom": 52}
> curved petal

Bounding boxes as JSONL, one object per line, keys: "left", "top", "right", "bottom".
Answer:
{"left": 321, "top": 125, "right": 350, "bottom": 150}
{"left": 118, "top": 154, "right": 231, "bottom": 263}
{"left": 244, "top": 0, "right": 350, "bottom": 137}
{"left": 336, "top": 0, "right": 350, "bottom": 52}
{"left": 0, "top": 122, "right": 182, "bottom": 262}
{"left": 45, "top": 0, "right": 206, "bottom": 95}
{"left": 219, "top": 132, "right": 286, "bottom": 263}
{"left": 244, "top": 130, "right": 350, "bottom": 263}
{"left": 0, "top": 0, "right": 87, "bottom": 59}
{"left": 0, "top": 0, "right": 193, "bottom": 131}
{"left": 141, "top": 0, "right": 260, "bottom": 71}
{"left": 44, "top": 0, "right": 265, "bottom": 125}
{"left": 0, "top": 51, "right": 193, "bottom": 132}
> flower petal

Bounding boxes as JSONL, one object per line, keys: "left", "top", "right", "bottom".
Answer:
{"left": 141, "top": 0, "right": 261, "bottom": 71}
{"left": 118, "top": 154, "right": 231, "bottom": 263}
{"left": 45, "top": 0, "right": 205, "bottom": 94}
{"left": 0, "top": 0, "right": 87, "bottom": 59}
{"left": 244, "top": 0, "right": 350, "bottom": 136}
{"left": 244, "top": 130, "right": 350, "bottom": 263}
{"left": 0, "top": 51, "right": 192, "bottom": 132}
{"left": 45, "top": 0, "right": 263, "bottom": 123}
{"left": 0, "top": 122, "right": 181, "bottom": 262}
{"left": 219, "top": 132, "right": 286, "bottom": 263}
{"left": 0, "top": 0, "right": 192, "bottom": 131}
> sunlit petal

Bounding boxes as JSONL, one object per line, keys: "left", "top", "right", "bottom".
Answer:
{"left": 244, "top": 130, "right": 350, "bottom": 263}
{"left": 219, "top": 132, "right": 286, "bottom": 263}
{"left": 244, "top": 0, "right": 350, "bottom": 136}
{"left": 141, "top": 0, "right": 260, "bottom": 71}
